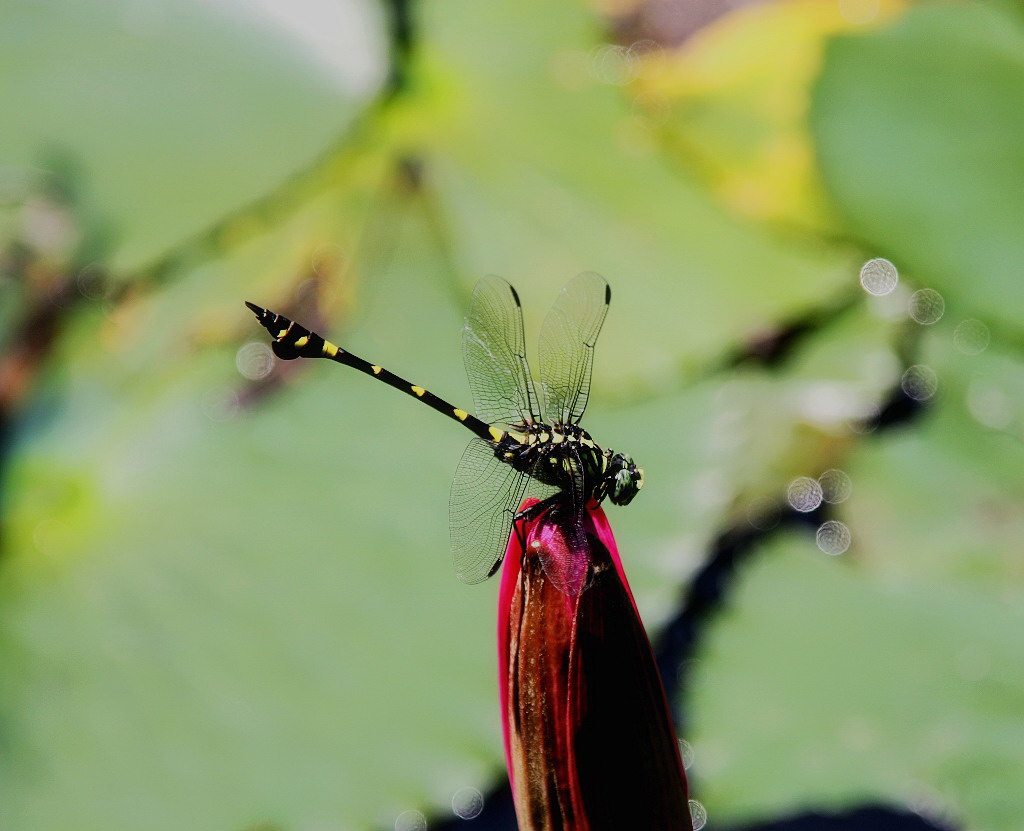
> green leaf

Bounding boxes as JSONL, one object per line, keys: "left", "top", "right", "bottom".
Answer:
{"left": 577, "top": 300, "right": 901, "bottom": 623}
{"left": 689, "top": 321, "right": 1024, "bottom": 829}
{"left": 689, "top": 532, "right": 1024, "bottom": 830}
{"left": 0, "top": 205, "right": 901, "bottom": 831}
{"left": 1, "top": 202, "right": 500, "bottom": 831}
{"left": 841, "top": 339, "right": 1024, "bottom": 596}
{"left": 0, "top": 0, "right": 386, "bottom": 272}
{"left": 811, "top": 4, "right": 1024, "bottom": 326}
{"left": 2, "top": 2, "right": 944, "bottom": 828}
{"left": 412, "top": 0, "right": 854, "bottom": 392}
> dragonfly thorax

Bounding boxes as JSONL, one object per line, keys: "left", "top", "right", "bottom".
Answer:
{"left": 494, "top": 422, "right": 643, "bottom": 508}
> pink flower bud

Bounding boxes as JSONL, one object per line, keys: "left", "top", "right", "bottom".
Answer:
{"left": 497, "top": 498, "right": 691, "bottom": 829}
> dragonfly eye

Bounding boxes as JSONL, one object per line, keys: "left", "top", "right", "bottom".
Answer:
{"left": 607, "top": 453, "right": 641, "bottom": 506}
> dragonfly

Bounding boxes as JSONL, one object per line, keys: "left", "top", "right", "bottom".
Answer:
{"left": 245, "top": 272, "right": 643, "bottom": 595}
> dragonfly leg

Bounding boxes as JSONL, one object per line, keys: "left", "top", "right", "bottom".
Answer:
{"left": 514, "top": 493, "right": 563, "bottom": 525}
{"left": 511, "top": 495, "right": 562, "bottom": 559}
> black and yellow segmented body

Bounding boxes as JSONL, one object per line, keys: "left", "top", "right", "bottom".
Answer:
{"left": 245, "top": 302, "right": 639, "bottom": 506}
{"left": 245, "top": 302, "right": 502, "bottom": 445}
{"left": 245, "top": 273, "right": 643, "bottom": 594}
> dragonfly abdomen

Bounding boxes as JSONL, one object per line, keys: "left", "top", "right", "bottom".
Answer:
{"left": 245, "top": 303, "right": 334, "bottom": 360}
{"left": 245, "top": 301, "right": 498, "bottom": 443}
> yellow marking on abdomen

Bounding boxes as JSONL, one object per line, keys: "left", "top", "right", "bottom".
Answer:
{"left": 293, "top": 336, "right": 309, "bottom": 348}
{"left": 371, "top": 365, "right": 383, "bottom": 375}
{"left": 275, "top": 329, "right": 288, "bottom": 339}
{"left": 453, "top": 408, "right": 469, "bottom": 421}
{"left": 489, "top": 426, "right": 506, "bottom": 442}
{"left": 323, "top": 342, "right": 339, "bottom": 357}
{"left": 411, "top": 385, "right": 426, "bottom": 397}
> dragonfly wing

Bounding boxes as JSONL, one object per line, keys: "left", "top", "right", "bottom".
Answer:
{"left": 538, "top": 272, "right": 610, "bottom": 425}
{"left": 463, "top": 275, "right": 543, "bottom": 427}
{"left": 450, "top": 438, "right": 530, "bottom": 584}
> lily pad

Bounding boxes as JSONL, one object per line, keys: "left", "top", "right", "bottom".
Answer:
{"left": 811, "top": 4, "right": 1024, "bottom": 326}
{"left": 1, "top": 202, "right": 501, "bottom": 831}
{"left": 689, "top": 532, "right": 1024, "bottom": 831}
{"left": 0, "top": 0, "right": 386, "bottom": 272}
{"left": 412, "top": 0, "right": 853, "bottom": 393}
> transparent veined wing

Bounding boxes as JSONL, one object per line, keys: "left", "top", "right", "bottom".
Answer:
{"left": 450, "top": 436, "right": 571, "bottom": 585}
{"left": 538, "top": 272, "right": 610, "bottom": 425}
{"left": 449, "top": 438, "right": 532, "bottom": 584}
{"left": 463, "top": 276, "right": 542, "bottom": 427}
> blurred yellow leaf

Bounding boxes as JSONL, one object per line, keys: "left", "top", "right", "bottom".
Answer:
{"left": 635, "top": 0, "right": 907, "bottom": 231}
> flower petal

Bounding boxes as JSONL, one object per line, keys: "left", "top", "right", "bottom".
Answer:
{"left": 498, "top": 500, "right": 691, "bottom": 829}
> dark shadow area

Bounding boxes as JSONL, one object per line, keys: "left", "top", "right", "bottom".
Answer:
{"left": 431, "top": 796, "right": 956, "bottom": 831}
{"left": 654, "top": 501, "right": 826, "bottom": 735}
{"left": 729, "top": 805, "right": 956, "bottom": 831}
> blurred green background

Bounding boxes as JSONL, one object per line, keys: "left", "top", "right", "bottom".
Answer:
{"left": 1, "top": 0, "right": 1022, "bottom": 829}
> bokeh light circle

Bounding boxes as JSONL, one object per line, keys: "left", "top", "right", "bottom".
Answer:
{"left": 787, "top": 477, "right": 823, "bottom": 513}
{"left": 818, "top": 469, "right": 852, "bottom": 504}
{"left": 689, "top": 799, "right": 708, "bottom": 830}
{"left": 236, "top": 342, "right": 275, "bottom": 380}
{"left": 678, "top": 738, "right": 694, "bottom": 770}
{"left": 901, "top": 365, "right": 938, "bottom": 401}
{"left": 451, "top": 787, "right": 484, "bottom": 820}
{"left": 394, "top": 809, "right": 427, "bottom": 831}
{"left": 953, "top": 319, "right": 990, "bottom": 355}
{"left": 908, "top": 288, "right": 945, "bottom": 325}
{"left": 816, "top": 520, "right": 852, "bottom": 555}
{"left": 859, "top": 258, "right": 898, "bottom": 296}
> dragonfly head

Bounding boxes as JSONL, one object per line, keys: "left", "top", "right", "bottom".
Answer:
{"left": 605, "top": 452, "right": 643, "bottom": 506}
